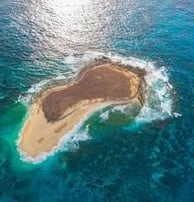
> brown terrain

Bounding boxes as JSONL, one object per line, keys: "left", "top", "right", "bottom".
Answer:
{"left": 18, "top": 59, "right": 146, "bottom": 159}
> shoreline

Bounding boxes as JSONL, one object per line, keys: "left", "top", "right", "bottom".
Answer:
{"left": 31, "top": 57, "right": 146, "bottom": 104}
{"left": 17, "top": 99, "right": 139, "bottom": 164}
{"left": 17, "top": 59, "right": 146, "bottom": 161}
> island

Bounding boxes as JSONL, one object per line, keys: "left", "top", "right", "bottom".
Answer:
{"left": 18, "top": 57, "right": 146, "bottom": 159}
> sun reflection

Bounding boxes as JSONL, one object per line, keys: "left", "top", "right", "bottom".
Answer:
{"left": 47, "top": 0, "right": 91, "bottom": 14}
{"left": 50, "top": 0, "right": 91, "bottom": 7}
{"left": 25, "top": 0, "right": 143, "bottom": 58}
{"left": 32, "top": 0, "right": 108, "bottom": 54}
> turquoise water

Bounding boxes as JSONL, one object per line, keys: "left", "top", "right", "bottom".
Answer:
{"left": 0, "top": 0, "right": 194, "bottom": 201}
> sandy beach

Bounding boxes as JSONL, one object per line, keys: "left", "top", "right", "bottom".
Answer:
{"left": 18, "top": 60, "right": 146, "bottom": 159}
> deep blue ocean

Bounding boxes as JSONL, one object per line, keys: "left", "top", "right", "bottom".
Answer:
{"left": 1, "top": 0, "right": 194, "bottom": 201}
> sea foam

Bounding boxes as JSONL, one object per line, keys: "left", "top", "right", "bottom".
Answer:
{"left": 17, "top": 51, "right": 175, "bottom": 164}
{"left": 83, "top": 51, "right": 174, "bottom": 122}
{"left": 17, "top": 103, "right": 109, "bottom": 164}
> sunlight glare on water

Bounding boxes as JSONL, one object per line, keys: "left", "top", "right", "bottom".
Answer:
{"left": 22, "top": 0, "right": 143, "bottom": 58}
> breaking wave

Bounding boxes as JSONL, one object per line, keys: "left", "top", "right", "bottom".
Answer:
{"left": 83, "top": 51, "right": 174, "bottom": 122}
{"left": 17, "top": 51, "right": 176, "bottom": 163}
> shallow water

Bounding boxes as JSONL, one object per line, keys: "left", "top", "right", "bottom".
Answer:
{"left": 0, "top": 0, "right": 194, "bottom": 201}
